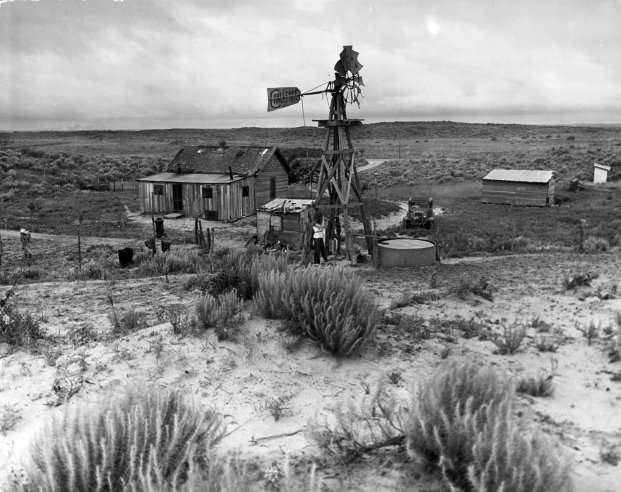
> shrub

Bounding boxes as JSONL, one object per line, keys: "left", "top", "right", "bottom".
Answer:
{"left": 184, "top": 273, "right": 212, "bottom": 292}
{"left": 492, "top": 322, "right": 526, "bottom": 354}
{"left": 255, "top": 266, "right": 378, "bottom": 356}
{"left": 453, "top": 275, "right": 493, "bottom": 301}
{"left": 516, "top": 374, "right": 555, "bottom": 397}
{"left": 195, "top": 290, "right": 245, "bottom": 340}
{"left": 562, "top": 271, "right": 597, "bottom": 290}
{"left": 18, "top": 386, "right": 225, "bottom": 492}
{"left": 406, "top": 361, "right": 571, "bottom": 491}
{"left": 210, "top": 249, "right": 289, "bottom": 300}
{"left": 0, "top": 289, "right": 45, "bottom": 350}
{"left": 309, "top": 383, "right": 407, "bottom": 464}
{"left": 138, "top": 250, "right": 201, "bottom": 276}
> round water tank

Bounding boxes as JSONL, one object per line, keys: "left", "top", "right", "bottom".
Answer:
{"left": 377, "top": 238, "right": 436, "bottom": 267}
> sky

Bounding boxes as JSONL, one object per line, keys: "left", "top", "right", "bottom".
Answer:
{"left": 1, "top": 0, "right": 621, "bottom": 131}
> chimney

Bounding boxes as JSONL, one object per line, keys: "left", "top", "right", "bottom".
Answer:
{"left": 229, "top": 166, "right": 234, "bottom": 180}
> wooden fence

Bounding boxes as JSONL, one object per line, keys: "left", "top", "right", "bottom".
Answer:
{"left": 108, "top": 181, "right": 138, "bottom": 192}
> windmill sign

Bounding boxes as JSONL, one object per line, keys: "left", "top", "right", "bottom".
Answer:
{"left": 267, "top": 87, "right": 301, "bottom": 112}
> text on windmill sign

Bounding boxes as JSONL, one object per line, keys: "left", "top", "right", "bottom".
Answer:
{"left": 267, "top": 87, "right": 301, "bottom": 112}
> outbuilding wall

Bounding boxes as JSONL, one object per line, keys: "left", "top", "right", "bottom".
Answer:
{"left": 481, "top": 180, "right": 554, "bottom": 207}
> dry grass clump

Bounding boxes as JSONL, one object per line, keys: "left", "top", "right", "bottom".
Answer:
{"left": 209, "top": 249, "right": 289, "bottom": 300}
{"left": 491, "top": 322, "right": 527, "bottom": 354}
{"left": 0, "top": 286, "right": 45, "bottom": 351}
{"left": 516, "top": 374, "right": 555, "bottom": 398}
{"left": 195, "top": 290, "right": 245, "bottom": 340}
{"left": 16, "top": 386, "right": 225, "bottom": 491}
{"left": 309, "top": 383, "right": 407, "bottom": 464}
{"left": 255, "top": 266, "right": 378, "bottom": 356}
{"left": 137, "top": 250, "right": 201, "bottom": 275}
{"left": 406, "top": 361, "right": 572, "bottom": 492}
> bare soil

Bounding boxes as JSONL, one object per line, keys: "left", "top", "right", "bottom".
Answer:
{"left": 1, "top": 220, "right": 620, "bottom": 491}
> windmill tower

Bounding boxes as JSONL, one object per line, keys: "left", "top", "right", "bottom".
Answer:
{"left": 267, "top": 46, "right": 374, "bottom": 259}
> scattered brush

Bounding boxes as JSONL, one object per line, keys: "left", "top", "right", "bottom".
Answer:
{"left": 516, "top": 373, "right": 555, "bottom": 397}
{"left": 453, "top": 274, "right": 494, "bottom": 301}
{"left": 209, "top": 249, "right": 289, "bottom": 300}
{"left": 390, "top": 291, "right": 441, "bottom": 309}
{"left": 0, "top": 287, "right": 45, "bottom": 351}
{"left": 16, "top": 386, "right": 225, "bottom": 492}
{"left": 138, "top": 250, "right": 201, "bottom": 276}
{"left": 576, "top": 319, "right": 599, "bottom": 345}
{"left": 309, "top": 383, "right": 407, "bottom": 465}
{"left": 562, "top": 270, "right": 598, "bottom": 291}
{"left": 492, "top": 322, "right": 527, "bottom": 354}
{"left": 163, "top": 305, "right": 197, "bottom": 336}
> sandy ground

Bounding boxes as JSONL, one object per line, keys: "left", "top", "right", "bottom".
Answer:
{"left": 1, "top": 229, "right": 620, "bottom": 490}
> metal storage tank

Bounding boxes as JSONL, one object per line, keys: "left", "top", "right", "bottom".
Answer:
{"left": 377, "top": 238, "right": 436, "bottom": 267}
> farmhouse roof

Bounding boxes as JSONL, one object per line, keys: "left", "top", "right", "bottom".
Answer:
{"left": 257, "top": 198, "right": 314, "bottom": 213}
{"left": 136, "top": 173, "right": 243, "bottom": 184}
{"left": 482, "top": 169, "right": 554, "bottom": 183}
{"left": 167, "top": 145, "right": 288, "bottom": 175}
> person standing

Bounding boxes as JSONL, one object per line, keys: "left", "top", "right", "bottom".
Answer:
{"left": 312, "top": 217, "right": 328, "bottom": 264}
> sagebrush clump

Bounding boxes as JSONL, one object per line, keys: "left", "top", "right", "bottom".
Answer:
{"left": 0, "top": 287, "right": 45, "bottom": 350}
{"left": 17, "top": 386, "right": 225, "bottom": 491}
{"left": 406, "top": 361, "right": 572, "bottom": 492}
{"left": 209, "top": 249, "right": 289, "bottom": 299}
{"left": 255, "top": 266, "right": 378, "bottom": 356}
{"left": 195, "top": 290, "right": 245, "bottom": 340}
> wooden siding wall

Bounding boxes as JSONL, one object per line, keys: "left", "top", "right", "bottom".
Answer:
{"left": 255, "top": 158, "right": 289, "bottom": 207}
{"left": 257, "top": 211, "right": 307, "bottom": 248}
{"left": 138, "top": 177, "right": 255, "bottom": 220}
{"left": 481, "top": 181, "right": 553, "bottom": 207}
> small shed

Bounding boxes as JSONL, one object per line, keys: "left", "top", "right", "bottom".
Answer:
{"left": 481, "top": 169, "right": 555, "bottom": 207}
{"left": 257, "top": 198, "right": 314, "bottom": 248}
{"left": 593, "top": 163, "right": 611, "bottom": 184}
{"left": 137, "top": 145, "right": 290, "bottom": 221}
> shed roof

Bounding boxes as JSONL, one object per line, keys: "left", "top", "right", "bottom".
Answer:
{"left": 167, "top": 145, "right": 287, "bottom": 175}
{"left": 257, "top": 198, "right": 315, "bottom": 213}
{"left": 136, "top": 173, "right": 242, "bottom": 184}
{"left": 594, "top": 162, "right": 611, "bottom": 171}
{"left": 482, "top": 169, "right": 554, "bottom": 183}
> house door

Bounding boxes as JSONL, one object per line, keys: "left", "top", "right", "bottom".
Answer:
{"left": 172, "top": 184, "right": 183, "bottom": 211}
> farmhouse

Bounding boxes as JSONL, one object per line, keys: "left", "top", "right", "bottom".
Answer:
{"left": 481, "top": 169, "right": 555, "bottom": 207}
{"left": 137, "top": 145, "right": 290, "bottom": 221}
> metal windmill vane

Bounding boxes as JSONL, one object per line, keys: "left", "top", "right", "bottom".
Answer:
{"left": 266, "top": 46, "right": 374, "bottom": 260}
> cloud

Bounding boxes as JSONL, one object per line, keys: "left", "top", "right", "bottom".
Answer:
{"left": 1, "top": 0, "right": 621, "bottom": 130}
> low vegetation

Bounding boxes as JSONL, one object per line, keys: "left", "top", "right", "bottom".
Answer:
{"left": 406, "top": 361, "right": 571, "bottom": 491}
{"left": 0, "top": 287, "right": 45, "bottom": 351}
{"left": 255, "top": 266, "right": 378, "bottom": 356}
{"left": 15, "top": 386, "right": 225, "bottom": 491}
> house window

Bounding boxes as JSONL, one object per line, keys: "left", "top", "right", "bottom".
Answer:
{"left": 242, "top": 185, "right": 249, "bottom": 197}
{"left": 269, "top": 177, "right": 276, "bottom": 199}
{"left": 202, "top": 187, "right": 213, "bottom": 199}
{"left": 153, "top": 184, "right": 164, "bottom": 195}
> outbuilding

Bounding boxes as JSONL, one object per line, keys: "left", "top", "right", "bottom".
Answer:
{"left": 593, "top": 162, "right": 611, "bottom": 184}
{"left": 481, "top": 169, "right": 555, "bottom": 207}
{"left": 137, "top": 145, "right": 290, "bottom": 221}
{"left": 256, "top": 198, "right": 314, "bottom": 248}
